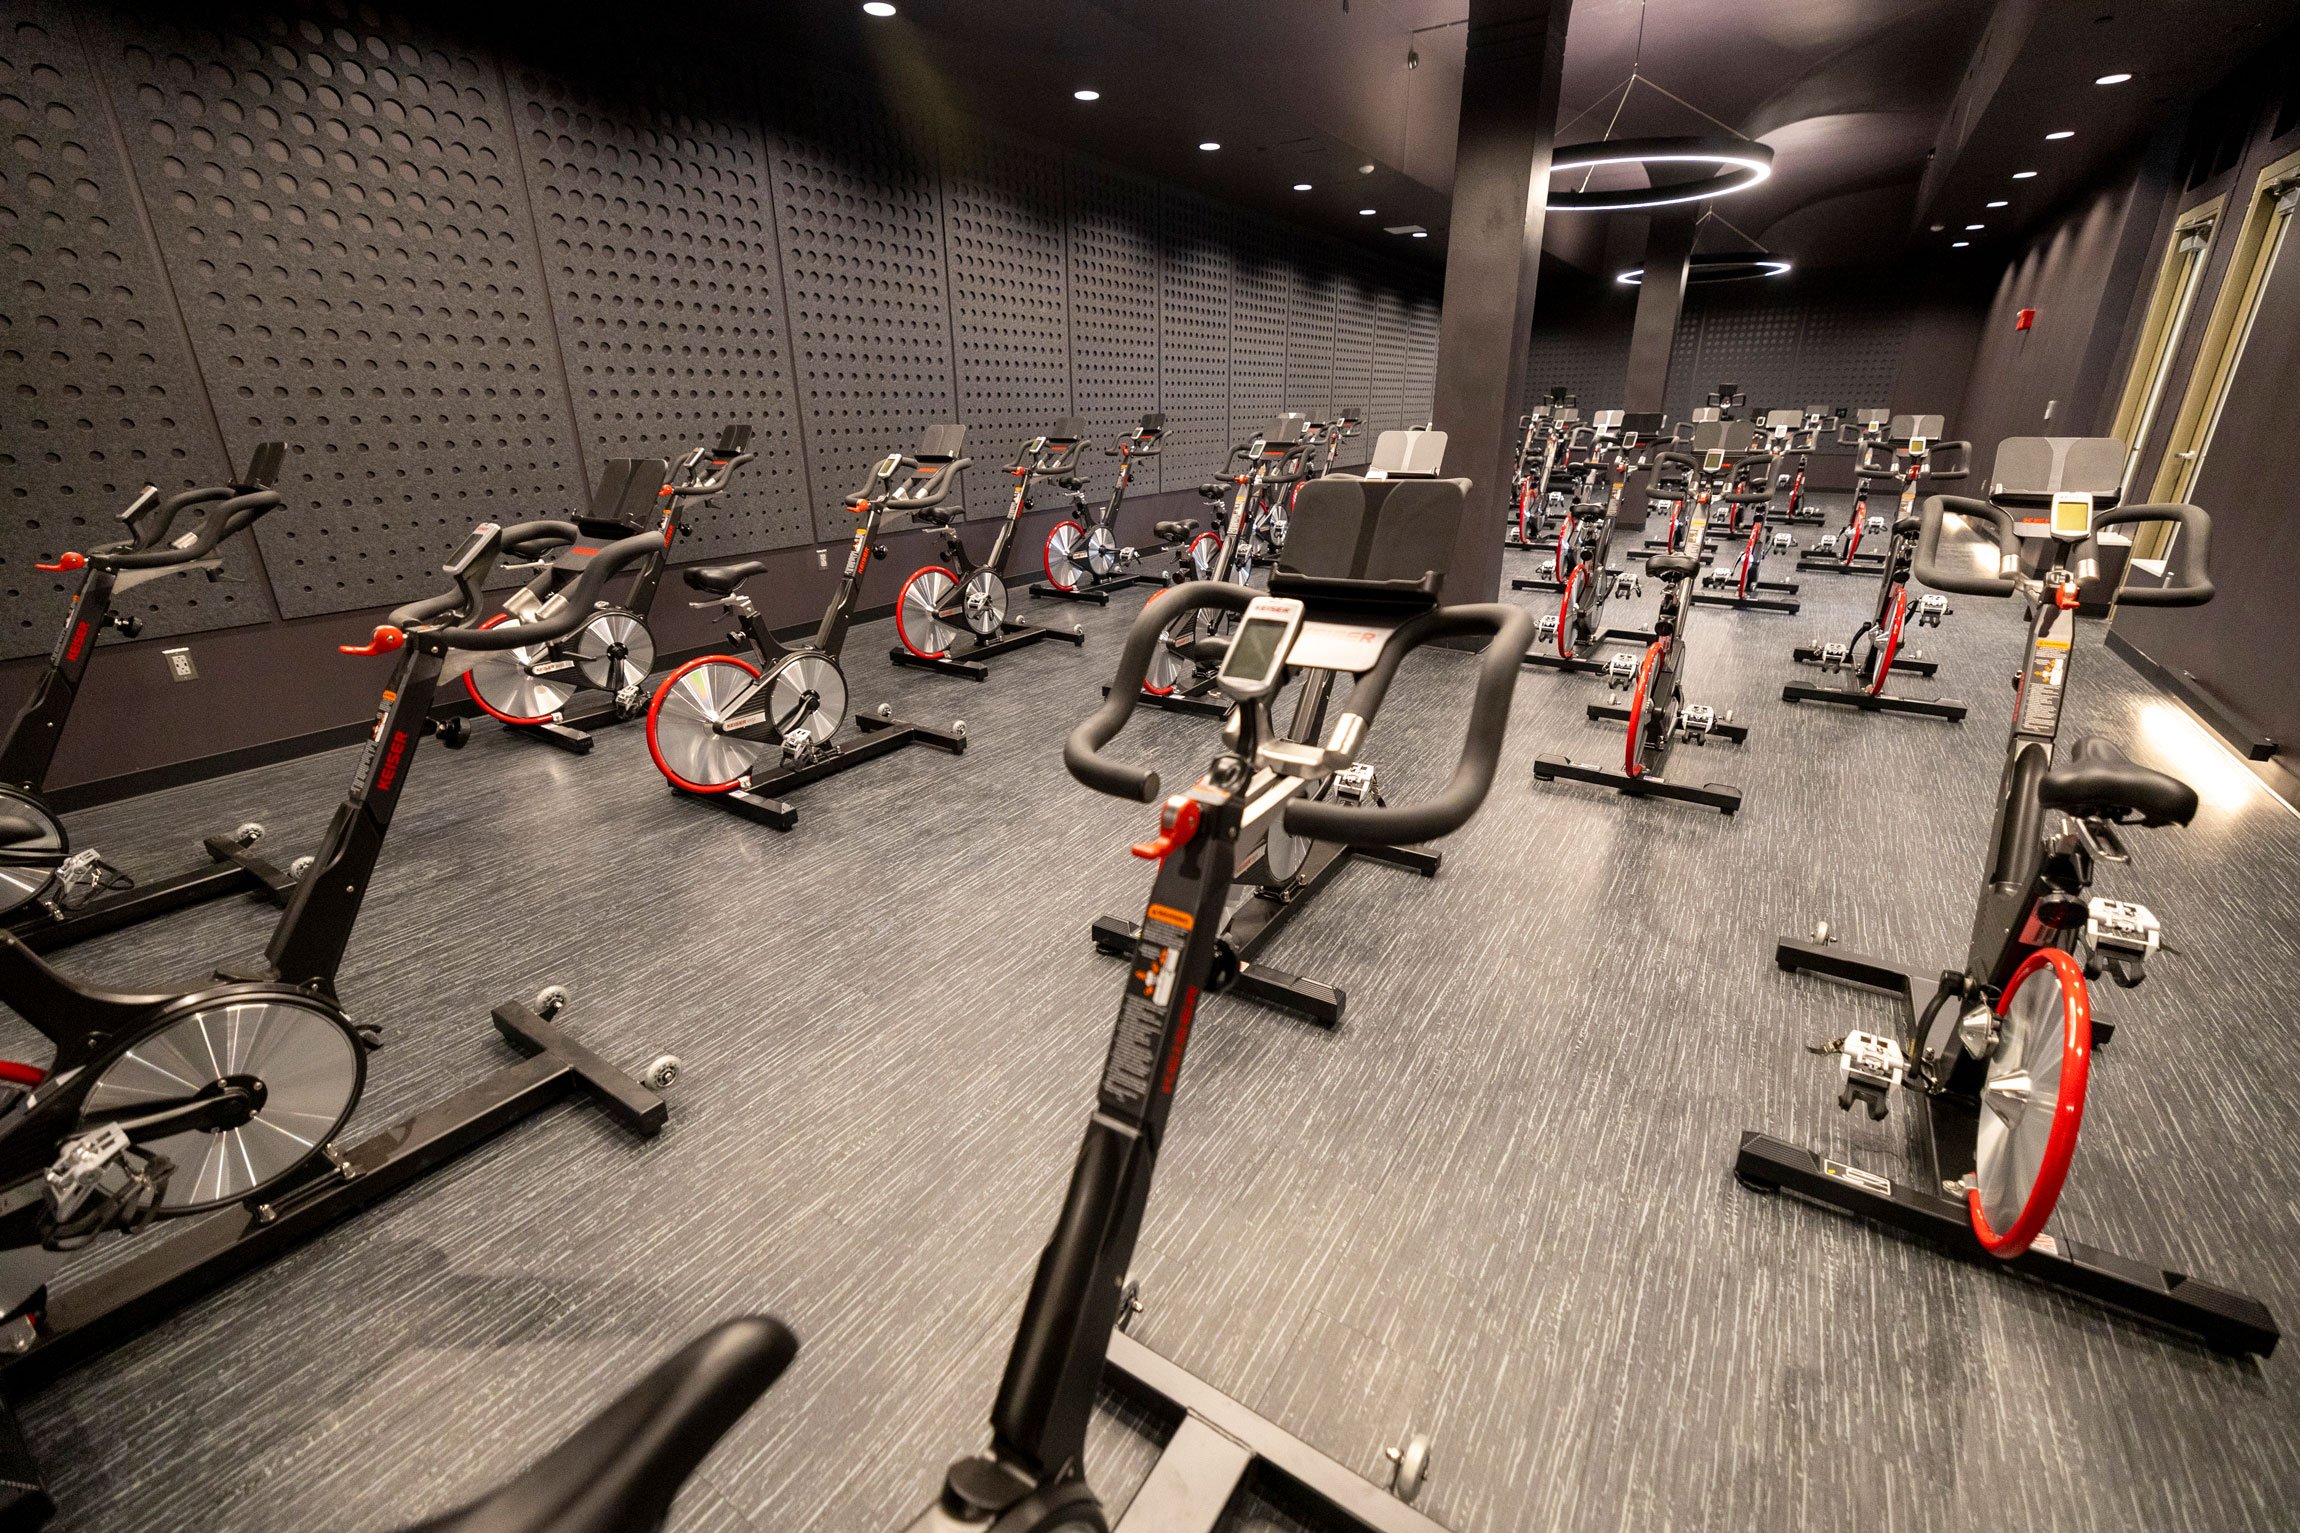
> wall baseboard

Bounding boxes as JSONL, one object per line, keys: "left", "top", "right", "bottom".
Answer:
{"left": 2105, "top": 627, "right": 2297, "bottom": 814}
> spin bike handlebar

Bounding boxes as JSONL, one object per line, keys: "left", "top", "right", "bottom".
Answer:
{"left": 1064, "top": 581, "right": 1535, "bottom": 847}
{"left": 2095, "top": 502, "right": 2214, "bottom": 605}
{"left": 1913, "top": 496, "right": 2020, "bottom": 596}
{"left": 355, "top": 523, "right": 664, "bottom": 654}
{"left": 44, "top": 482, "right": 285, "bottom": 573}
{"left": 1916, "top": 495, "right": 2214, "bottom": 605}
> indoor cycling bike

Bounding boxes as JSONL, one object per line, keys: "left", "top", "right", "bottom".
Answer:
{"left": 398, "top": 493, "right": 1535, "bottom": 1533}
{"left": 1694, "top": 444, "right": 1800, "bottom": 615}
{"left": 465, "top": 426, "right": 754, "bottom": 750}
{"left": 1738, "top": 439, "right": 2277, "bottom": 1356}
{"left": 1799, "top": 414, "right": 1951, "bottom": 576}
{"left": 646, "top": 431, "right": 972, "bottom": 830}
{"left": 1033, "top": 412, "right": 1176, "bottom": 604}
{"left": 1783, "top": 433, "right": 1969, "bottom": 720}
{"left": 1521, "top": 416, "right": 1658, "bottom": 665}
{"left": 2, "top": 445, "right": 299, "bottom": 954}
{"left": 0, "top": 517, "right": 686, "bottom": 1522}
{"left": 894, "top": 422, "right": 1089, "bottom": 681}
{"left": 1533, "top": 428, "right": 1753, "bottom": 814}
{"left": 1507, "top": 392, "right": 1578, "bottom": 547}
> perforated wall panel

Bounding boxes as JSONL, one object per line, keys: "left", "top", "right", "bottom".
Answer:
{"left": 0, "top": 1, "right": 269, "bottom": 660}
{"left": 511, "top": 49, "right": 810, "bottom": 557}
{"left": 96, "top": 6, "right": 589, "bottom": 620}
{"left": 1157, "top": 187, "right": 1232, "bottom": 491}
{"left": 1523, "top": 325, "right": 1629, "bottom": 414}
{"left": 1284, "top": 258, "right": 1336, "bottom": 423}
{"left": 1674, "top": 300, "right": 1801, "bottom": 420}
{"left": 1788, "top": 294, "right": 1908, "bottom": 413}
{"left": 1369, "top": 287, "right": 1410, "bottom": 437}
{"left": 1402, "top": 292, "right": 1440, "bottom": 427}
{"left": 1066, "top": 158, "right": 1159, "bottom": 500}
{"left": 1229, "top": 216, "right": 1288, "bottom": 441}
{"left": 941, "top": 125, "right": 1072, "bottom": 499}
{"left": 1332, "top": 263, "right": 1376, "bottom": 436}
{"left": 770, "top": 109, "right": 958, "bottom": 532}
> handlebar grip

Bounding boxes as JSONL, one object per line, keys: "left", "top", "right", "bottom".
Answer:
{"left": 384, "top": 586, "right": 467, "bottom": 631}
{"left": 429, "top": 529, "right": 665, "bottom": 650}
{"left": 498, "top": 519, "right": 582, "bottom": 559}
{"left": 1923, "top": 440, "right": 1972, "bottom": 482}
{"left": 1281, "top": 603, "right": 1534, "bottom": 846}
{"left": 2097, "top": 502, "right": 2213, "bottom": 606}
{"left": 1913, "top": 494, "right": 2018, "bottom": 596}
{"left": 1652, "top": 449, "right": 1697, "bottom": 471}
{"left": 1064, "top": 581, "right": 1254, "bottom": 801}
{"left": 105, "top": 489, "right": 284, "bottom": 568}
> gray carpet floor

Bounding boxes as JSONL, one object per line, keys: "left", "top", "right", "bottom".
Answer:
{"left": 4, "top": 492, "right": 2296, "bottom": 1532}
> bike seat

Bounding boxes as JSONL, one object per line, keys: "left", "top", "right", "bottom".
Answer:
{"left": 683, "top": 560, "right": 769, "bottom": 595}
{"left": 1153, "top": 518, "right": 1199, "bottom": 541}
{"left": 909, "top": 506, "right": 957, "bottom": 527}
{"left": 1893, "top": 512, "right": 1921, "bottom": 537}
{"left": 2039, "top": 736, "right": 2197, "bottom": 828}
{"left": 1569, "top": 501, "right": 1609, "bottom": 521}
{"left": 1647, "top": 552, "right": 1700, "bottom": 583}
{"left": 1196, "top": 483, "right": 1227, "bottom": 501}
{"left": 399, "top": 1317, "right": 797, "bottom": 1533}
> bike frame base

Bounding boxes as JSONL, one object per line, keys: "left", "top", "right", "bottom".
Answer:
{"left": 1103, "top": 678, "right": 1232, "bottom": 720}
{"left": 1795, "top": 555, "right": 1886, "bottom": 575}
{"left": 1782, "top": 681, "right": 1968, "bottom": 720}
{"left": 0, "top": 997, "right": 670, "bottom": 1521}
{"left": 6, "top": 834, "right": 298, "bottom": 955}
{"left": 1692, "top": 589, "right": 1801, "bottom": 615}
{"left": 1533, "top": 749, "right": 1744, "bottom": 814}
{"left": 1102, "top": 1328, "right": 1451, "bottom": 1533}
{"left": 1029, "top": 571, "right": 1165, "bottom": 606}
{"left": 1520, "top": 627, "right": 1658, "bottom": 677}
{"left": 1746, "top": 934, "right": 2279, "bottom": 1357}
{"left": 1792, "top": 643, "right": 1937, "bottom": 678}
{"left": 889, "top": 619, "right": 1085, "bottom": 682}
{"left": 501, "top": 704, "right": 637, "bottom": 754}
{"left": 675, "top": 713, "right": 968, "bottom": 831}
{"left": 1510, "top": 564, "right": 1625, "bottom": 595}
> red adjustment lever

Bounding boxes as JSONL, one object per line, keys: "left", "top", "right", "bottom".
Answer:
{"left": 35, "top": 552, "right": 86, "bottom": 572}
{"left": 0, "top": 1060, "right": 45, "bottom": 1088}
{"left": 846, "top": 500, "right": 870, "bottom": 515}
{"left": 2053, "top": 580, "right": 2080, "bottom": 611}
{"left": 340, "top": 626, "right": 407, "bottom": 656}
{"left": 1131, "top": 796, "right": 1202, "bottom": 861}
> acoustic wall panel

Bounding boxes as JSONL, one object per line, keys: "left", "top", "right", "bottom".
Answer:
{"left": 769, "top": 108, "right": 957, "bottom": 534}
{"left": 1229, "top": 216, "right": 1288, "bottom": 443}
{"left": 0, "top": 1, "right": 267, "bottom": 660}
{"left": 1402, "top": 292, "right": 1440, "bottom": 427}
{"left": 1523, "top": 324, "right": 1629, "bottom": 415}
{"left": 512, "top": 54, "right": 811, "bottom": 557}
{"left": 1369, "top": 286, "right": 1409, "bottom": 437}
{"left": 941, "top": 125, "right": 1071, "bottom": 496}
{"left": 1284, "top": 257, "right": 1336, "bottom": 425}
{"left": 1332, "top": 264, "right": 1376, "bottom": 436}
{"left": 1156, "top": 187, "right": 1231, "bottom": 491}
{"left": 1066, "top": 157, "right": 1159, "bottom": 500}
{"left": 96, "top": 6, "right": 590, "bottom": 620}
{"left": 1795, "top": 295, "right": 1909, "bottom": 413}
{"left": 1678, "top": 300, "right": 1801, "bottom": 419}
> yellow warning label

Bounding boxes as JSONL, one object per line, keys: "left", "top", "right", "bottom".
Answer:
{"left": 1146, "top": 903, "right": 1194, "bottom": 931}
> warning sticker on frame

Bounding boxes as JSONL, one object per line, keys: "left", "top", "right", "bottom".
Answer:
{"left": 1101, "top": 915, "right": 1189, "bottom": 1110}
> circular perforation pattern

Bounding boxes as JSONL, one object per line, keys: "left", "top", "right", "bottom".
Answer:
{"left": 943, "top": 128, "right": 1071, "bottom": 505}
{"left": 1370, "top": 286, "right": 1412, "bottom": 438}
{"left": 1332, "top": 263, "right": 1380, "bottom": 442}
{"left": 1157, "top": 187, "right": 1232, "bottom": 491}
{"left": 103, "top": 5, "right": 586, "bottom": 620}
{"left": 0, "top": 1, "right": 271, "bottom": 659}
{"left": 515, "top": 68, "right": 811, "bottom": 557}
{"left": 1068, "top": 159, "right": 1161, "bottom": 495}
{"left": 1285, "top": 258, "right": 1338, "bottom": 423}
{"left": 1404, "top": 292, "right": 1440, "bottom": 428}
{"left": 772, "top": 110, "right": 958, "bottom": 534}
{"left": 1230, "top": 217, "right": 1290, "bottom": 443}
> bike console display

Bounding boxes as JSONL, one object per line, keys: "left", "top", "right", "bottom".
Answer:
{"left": 1214, "top": 596, "right": 1304, "bottom": 700}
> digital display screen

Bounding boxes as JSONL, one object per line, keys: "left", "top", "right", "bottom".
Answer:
{"left": 2052, "top": 493, "right": 2092, "bottom": 539}
{"left": 1224, "top": 615, "right": 1292, "bottom": 684}
{"left": 1703, "top": 450, "right": 1726, "bottom": 473}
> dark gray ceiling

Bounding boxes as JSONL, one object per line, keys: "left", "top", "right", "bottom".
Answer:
{"left": 795, "top": 0, "right": 2295, "bottom": 276}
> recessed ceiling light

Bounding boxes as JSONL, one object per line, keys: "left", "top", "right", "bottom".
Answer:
{"left": 1966, "top": 223, "right": 1985, "bottom": 230}
{"left": 1929, "top": 223, "right": 1946, "bottom": 232}
{"left": 1198, "top": 141, "right": 1220, "bottom": 151}
{"left": 861, "top": 1, "right": 896, "bottom": 14}
{"left": 1987, "top": 200, "right": 2009, "bottom": 208}
{"left": 1952, "top": 241, "right": 1971, "bottom": 248}
{"left": 2013, "top": 170, "right": 2038, "bottom": 179}
{"left": 1359, "top": 208, "right": 1376, "bottom": 215}
{"left": 1293, "top": 182, "right": 1312, "bottom": 191}
{"left": 1411, "top": 230, "right": 1428, "bottom": 238}
{"left": 1073, "top": 89, "right": 1101, "bottom": 101}
{"left": 2046, "top": 130, "right": 2075, "bottom": 140}
{"left": 2095, "top": 72, "right": 2132, "bottom": 85}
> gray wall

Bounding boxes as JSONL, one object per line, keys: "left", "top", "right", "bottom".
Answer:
{"left": 0, "top": 0, "right": 1438, "bottom": 787}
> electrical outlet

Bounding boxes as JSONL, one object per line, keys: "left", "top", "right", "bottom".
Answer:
{"left": 162, "top": 646, "right": 198, "bottom": 682}
{"left": 817, "top": 548, "right": 828, "bottom": 568}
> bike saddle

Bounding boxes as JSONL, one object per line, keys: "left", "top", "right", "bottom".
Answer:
{"left": 1153, "top": 518, "right": 1199, "bottom": 540}
{"left": 909, "top": 506, "right": 957, "bottom": 527}
{"left": 683, "top": 561, "right": 769, "bottom": 596}
{"left": 399, "top": 1317, "right": 797, "bottom": 1533}
{"left": 2039, "top": 736, "right": 2198, "bottom": 828}
{"left": 1647, "top": 552, "right": 1701, "bottom": 583}
{"left": 1196, "top": 483, "right": 1227, "bottom": 501}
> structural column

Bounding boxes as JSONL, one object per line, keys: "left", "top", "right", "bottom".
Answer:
{"left": 1428, "top": 0, "right": 1572, "bottom": 602}
{"left": 1624, "top": 214, "right": 1696, "bottom": 415}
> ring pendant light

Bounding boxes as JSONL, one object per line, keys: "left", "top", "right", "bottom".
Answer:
{"left": 1549, "top": 135, "right": 1774, "bottom": 211}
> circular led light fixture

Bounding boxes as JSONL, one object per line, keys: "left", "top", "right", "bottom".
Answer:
{"left": 1411, "top": 230, "right": 1429, "bottom": 238}
{"left": 1548, "top": 135, "right": 1773, "bottom": 211}
{"left": 862, "top": 1, "right": 896, "bottom": 14}
{"left": 2095, "top": 72, "right": 2132, "bottom": 85}
{"left": 1198, "top": 141, "right": 1220, "bottom": 151}
{"left": 1987, "top": 199, "right": 2009, "bottom": 208}
{"left": 1074, "top": 89, "right": 1101, "bottom": 101}
{"left": 1293, "top": 182, "right": 1312, "bottom": 191}
{"left": 1617, "top": 254, "right": 1791, "bottom": 286}
{"left": 2046, "top": 130, "right": 2075, "bottom": 140}
{"left": 1359, "top": 207, "right": 1376, "bottom": 215}
{"left": 1952, "top": 240, "right": 1971, "bottom": 248}
{"left": 2013, "top": 170, "right": 2039, "bottom": 180}
{"left": 1966, "top": 223, "right": 1985, "bottom": 231}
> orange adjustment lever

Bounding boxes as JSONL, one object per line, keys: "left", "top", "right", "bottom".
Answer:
{"left": 1131, "top": 796, "right": 1201, "bottom": 861}
{"left": 2054, "top": 580, "right": 2080, "bottom": 611}
{"left": 35, "top": 552, "right": 86, "bottom": 572}
{"left": 340, "top": 626, "right": 406, "bottom": 656}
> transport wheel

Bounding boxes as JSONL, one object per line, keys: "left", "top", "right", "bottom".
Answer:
{"left": 1386, "top": 1432, "right": 1434, "bottom": 1503}
{"left": 896, "top": 566, "right": 961, "bottom": 659}
{"left": 1185, "top": 531, "right": 1221, "bottom": 582}
{"left": 1622, "top": 640, "right": 1666, "bottom": 780}
{"left": 1864, "top": 587, "right": 1909, "bottom": 696}
{"left": 1043, "top": 521, "right": 1088, "bottom": 592}
{"left": 648, "top": 655, "right": 768, "bottom": 792}
{"left": 86, "top": 989, "right": 366, "bottom": 1213}
{"left": 1144, "top": 610, "right": 1196, "bottom": 696}
{"left": 569, "top": 606, "right": 654, "bottom": 698}
{"left": 0, "top": 784, "right": 67, "bottom": 918}
{"left": 1083, "top": 523, "right": 1121, "bottom": 579}
{"left": 957, "top": 568, "right": 1009, "bottom": 638}
{"left": 1556, "top": 564, "right": 1587, "bottom": 659}
{"left": 464, "top": 613, "right": 573, "bottom": 724}
{"left": 1968, "top": 947, "right": 2091, "bottom": 1257}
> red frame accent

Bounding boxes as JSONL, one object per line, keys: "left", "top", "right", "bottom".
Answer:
{"left": 1556, "top": 564, "right": 1585, "bottom": 658}
{"left": 894, "top": 565, "right": 959, "bottom": 659}
{"left": 1967, "top": 947, "right": 2092, "bottom": 1257}
{"left": 0, "top": 1060, "right": 45, "bottom": 1087}
{"left": 462, "top": 612, "right": 555, "bottom": 723}
{"left": 645, "top": 654, "right": 764, "bottom": 793}
{"left": 1043, "top": 520, "right": 1086, "bottom": 591}
{"left": 1187, "top": 531, "right": 1221, "bottom": 581}
{"left": 1622, "top": 639, "right": 1665, "bottom": 779}
{"left": 1869, "top": 586, "right": 1908, "bottom": 696}
{"left": 1737, "top": 523, "right": 1760, "bottom": 600}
